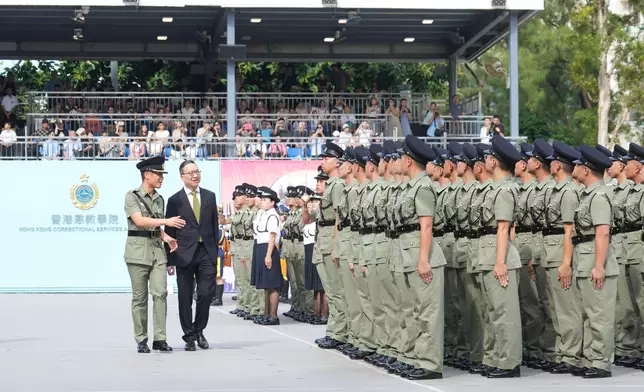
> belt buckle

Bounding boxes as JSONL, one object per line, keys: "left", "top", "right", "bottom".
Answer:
{"left": 150, "top": 231, "right": 160, "bottom": 239}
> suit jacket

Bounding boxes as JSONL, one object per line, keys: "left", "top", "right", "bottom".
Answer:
{"left": 165, "top": 187, "right": 219, "bottom": 267}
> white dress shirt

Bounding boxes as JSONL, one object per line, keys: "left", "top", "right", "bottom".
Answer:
{"left": 184, "top": 186, "right": 201, "bottom": 210}
{"left": 303, "top": 222, "right": 316, "bottom": 245}
{"left": 255, "top": 208, "right": 281, "bottom": 244}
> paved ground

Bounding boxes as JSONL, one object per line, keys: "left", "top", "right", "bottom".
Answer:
{"left": 0, "top": 294, "right": 643, "bottom": 392}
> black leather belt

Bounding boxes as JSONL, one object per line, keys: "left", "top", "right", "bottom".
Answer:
{"left": 396, "top": 224, "right": 420, "bottom": 234}
{"left": 542, "top": 227, "right": 565, "bottom": 236}
{"left": 613, "top": 224, "right": 641, "bottom": 234}
{"left": 454, "top": 230, "right": 477, "bottom": 239}
{"left": 434, "top": 228, "right": 446, "bottom": 237}
{"left": 337, "top": 220, "right": 351, "bottom": 231}
{"left": 359, "top": 226, "right": 386, "bottom": 235}
{"left": 572, "top": 234, "right": 595, "bottom": 245}
{"left": 479, "top": 227, "right": 497, "bottom": 236}
{"left": 318, "top": 219, "right": 335, "bottom": 227}
{"left": 350, "top": 225, "right": 360, "bottom": 232}
{"left": 128, "top": 230, "right": 160, "bottom": 239}
{"left": 515, "top": 226, "right": 534, "bottom": 234}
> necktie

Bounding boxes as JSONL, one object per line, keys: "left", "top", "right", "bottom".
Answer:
{"left": 192, "top": 190, "right": 200, "bottom": 223}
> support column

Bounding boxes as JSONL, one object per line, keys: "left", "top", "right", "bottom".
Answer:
{"left": 448, "top": 55, "right": 457, "bottom": 101}
{"left": 226, "top": 10, "right": 237, "bottom": 144}
{"left": 110, "top": 61, "right": 119, "bottom": 91}
{"left": 509, "top": 11, "right": 519, "bottom": 138}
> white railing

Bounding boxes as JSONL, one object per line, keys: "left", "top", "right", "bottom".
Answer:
{"left": 0, "top": 135, "right": 526, "bottom": 161}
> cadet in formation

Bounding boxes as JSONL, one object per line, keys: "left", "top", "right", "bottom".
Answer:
{"left": 225, "top": 138, "right": 644, "bottom": 378}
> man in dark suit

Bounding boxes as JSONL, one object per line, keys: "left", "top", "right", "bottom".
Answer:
{"left": 165, "top": 160, "right": 219, "bottom": 351}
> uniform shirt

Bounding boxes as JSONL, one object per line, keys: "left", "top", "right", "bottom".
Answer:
{"left": 399, "top": 172, "right": 446, "bottom": 272}
{"left": 611, "top": 179, "right": 633, "bottom": 264}
{"left": 444, "top": 178, "right": 464, "bottom": 232}
{"left": 255, "top": 208, "right": 281, "bottom": 244}
{"left": 477, "top": 174, "right": 521, "bottom": 271}
{"left": 623, "top": 183, "right": 644, "bottom": 265}
{"left": 123, "top": 185, "right": 166, "bottom": 265}
{"left": 303, "top": 222, "right": 316, "bottom": 245}
{"left": 388, "top": 180, "right": 405, "bottom": 272}
{"left": 433, "top": 183, "right": 450, "bottom": 233}
{"left": 530, "top": 176, "right": 556, "bottom": 266}
{"left": 336, "top": 179, "right": 358, "bottom": 263}
{"left": 360, "top": 178, "right": 387, "bottom": 266}
{"left": 229, "top": 205, "right": 247, "bottom": 258}
{"left": 350, "top": 179, "right": 370, "bottom": 265}
{"left": 315, "top": 176, "right": 344, "bottom": 261}
{"left": 453, "top": 179, "right": 477, "bottom": 268}
{"left": 467, "top": 179, "right": 493, "bottom": 273}
{"left": 515, "top": 178, "right": 537, "bottom": 263}
{"left": 542, "top": 177, "right": 578, "bottom": 268}
{"left": 252, "top": 207, "right": 265, "bottom": 241}
{"left": 573, "top": 180, "right": 618, "bottom": 278}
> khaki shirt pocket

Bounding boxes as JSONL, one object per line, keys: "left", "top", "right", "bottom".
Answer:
{"left": 336, "top": 234, "right": 352, "bottom": 261}
{"left": 515, "top": 232, "right": 534, "bottom": 263}
{"left": 574, "top": 241, "right": 618, "bottom": 277}
{"left": 400, "top": 235, "right": 420, "bottom": 272}
{"left": 454, "top": 238, "right": 470, "bottom": 267}
{"left": 375, "top": 236, "right": 390, "bottom": 262}
{"left": 317, "top": 227, "right": 335, "bottom": 255}
{"left": 476, "top": 236, "right": 497, "bottom": 270}
{"left": 361, "top": 233, "right": 376, "bottom": 265}
{"left": 612, "top": 234, "right": 625, "bottom": 263}
{"left": 124, "top": 238, "right": 147, "bottom": 263}
{"left": 625, "top": 231, "right": 643, "bottom": 264}
{"left": 543, "top": 234, "right": 564, "bottom": 267}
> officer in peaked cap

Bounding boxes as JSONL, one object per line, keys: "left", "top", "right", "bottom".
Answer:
{"left": 595, "top": 144, "right": 615, "bottom": 160}
{"left": 382, "top": 140, "right": 394, "bottom": 162}
{"left": 527, "top": 139, "right": 554, "bottom": 166}
{"left": 461, "top": 142, "right": 478, "bottom": 165}
{"left": 368, "top": 144, "right": 383, "bottom": 166}
{"left": 230, "top": 183, "right": 251, "bottom": 317}
{"left": 394, "top": 134, "right": 445, "bottom": 380}
{"left": 343, "top": 146, "right": 356, "bottom": 165}
{"left": 125, "top": 155, "right": 183, "bottom": 353}
{"left": 628, "top": 142, "right": 644, "bottom": 162}
{"left": 547, "top": 141, "right": 581, "bottom": 166}
{"left": 314, "top": 166, "right": 330, "bottom": 182}
{"left": 476, "top": 143, "right": 492, "bottom": 160}
{"left": 320, "top": 141, "right": 345, "bottom": 160}
{"left": 519, "top": 143, "right": 534, "bottom": 161}
{"left": 136, "top": 155, "right": 168, "bottom": 174}
{"left": 477, "top": 135, "right": 523, "bottom": 378}
{"left": 570, "top": 144, "right": 618, "bottom": 378}
{"left": 612, "top": 145, "right": 630, "bottom": 162}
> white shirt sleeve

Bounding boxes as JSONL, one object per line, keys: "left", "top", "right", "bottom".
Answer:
{"left": 266, "top": 213, "right": 280, "bottom": 234}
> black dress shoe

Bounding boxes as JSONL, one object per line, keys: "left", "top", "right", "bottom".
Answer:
{"left": 315, "top": 336, "right": 331, "bottom": 345}
{"left": 260, "top": 316, "right": 280, "bottom": 325}
{"left": 243, "top": 313, "right": 254, "bottom": 320}
{"left": 405, "top": 368, "right": 443, "bottom": 380}
{"left": 582, "top": 367, "right": 611, "bottom": 378}
{"left": 152, "top": 340, "right": 173, "bottom": 352}
{"left": 634, "top": 359, "right": 644, "bottom": 370}
{"left": 185, "top": 340, "right": 196, "bottom": 351}
{"left": 395, "top": 364, "right": 415, "bottom": 376}
{"left": 318, "top": 339, "right": 343, "bottom": 349}
{"left": 386, "top": 360, "right": 402, "bottom": 373}
{"left": 229, "top": 309, "right": 240, "bottom": 315}
{"left": 615, "top": 356, "right": 640, "bottom": 368}
{"left": 210, "top": 298, "right": 223, "bottom": 306}
{"left": 550, "top": 363, "right": 581, "bottom": 374}
{"left": 237, "top": 311, "right": 247, "bottom": 318}
{"left": 196, "top": 332, "right": 209, "bottom": 349}
{"left": 231, "top": 295, "right": 237, "bottom": 301}
{"left": 252, "top": 315, "right": 268, "bottom": 324}
{"left": 365, "top": 353, "right": 383, "bottom": 364}
{"left": 571, "top": 366, "right": 588, "bottom": 376}
{"left": 137, "top": 339, "right": 150, "bottom": 353}
{"left": 349, "top": 350, "right": 374, "bottom": 360}
{"left": 537, "top": 360, "right": 557, "bottom": 371}
{"left": 377, "top": 356, "right": 397, "bottom": 368}
{"left": 283, "top": 310, "right": 294, "bottom": 318}
{"left": 468, "top": 362, "right": 485, "bottom": 374}
{"left": 487, "top": 366, "right": 520, "bottom": 378}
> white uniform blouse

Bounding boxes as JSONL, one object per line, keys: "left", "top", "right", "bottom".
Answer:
{"left": 303, "top": 222, "right": 316, "bottom": 245}
{"left": 254, "top": 208, "right": 281, "bottom": 244}
{"left": 252, "top": 209, "right": 264, "bottom": 241}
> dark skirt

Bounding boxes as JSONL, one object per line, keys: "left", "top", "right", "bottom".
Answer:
{"left": 250, "top": 240, "right": 258, "bottom": 286}
{"left": 304, "top": 244, "right": 324, "bottom": 291}
{"left": 254, "top": 242, "right": 283, "bottom": 290}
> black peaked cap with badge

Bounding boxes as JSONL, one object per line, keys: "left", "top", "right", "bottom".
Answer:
{"left": 548, "top": 141, "right": 581, "bottom": 166}
{"left": 595, "top": 144, "right": 614, "bottom": 160}
{"left": 475, "top": 143, "right": 491, "bottom": 161}
{"left": 233, "top": 185, "right": 246, "bottom": 199}
{"left": 320, "top": 142, "right": 344, "bottom": 159}
{"left": 528, "top": 139, "right": 553, "bottom": 164}
{"left": 392, "top": 141, "right": 404, "bottom": 160}
{"left": 286, "top": 186, "right": 296, "bottom": 198}
{"left": 369, "top": 144, "right": 383, "bottom": 165}
{"left": 628, "top": 142, "right": 644, "bottom": 162}
{"left": 490, "top": 136, "right": 523, "bottom": 167}
{"left": 462, "top": 142, "right": 478, "bottom": 165}
{"left": 382, "top": 140, "right": 394, "bottom": 162}
{"left": 613, "top": 144, "right": 630, "bottom": 162}
{"left": 574, "top": 144, "right": 613, "bottom": 172}
{"left": 244, "top": 184, "right": 258, "bottom": 197}
{"left": 448, "top": 141, "right": 464, "bottom": 161}
{"left": 431, "top": 146, "right": 445, "bottom": 166}
{"left": 403, "top": 135, "right": 436, "bottom": 165}
{"left": 314, "top": 166, "right": 329, "bottom": 181}
{"left": 354, "top": 146, "right": 370, "bottom": 168}
{"left": 519, "top": 143, "right": 534, "bottom": 161}
{"left": 136, "top": 155, "right": 167, "bottom": 174}
{"left": 258, "top": 186, "right": 280, "bottom": 204}
{"left": 340, "top": 146, "right": 353, "bottom": 164}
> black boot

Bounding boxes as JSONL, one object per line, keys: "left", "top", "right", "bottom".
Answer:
{"left": 211, "top": 284, "right": 224, "bottom": 306}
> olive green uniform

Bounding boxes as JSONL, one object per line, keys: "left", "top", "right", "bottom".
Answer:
{"left": 453, "top": 179, "right": 479, "bottom": 362}
{"left": 399, "top": 172, "right": 446, "bottom": 372}
{"left": 123, "top": 186, "right": 168, "bottom": 344}
{"left": 543, "top": 177, "right": 583, "bottom": 367}
{"left": 230, "top": 205, "right": 251, "bottom": 312}
{"left": 336, "top": 179, "right": 362, "bottom": 348}
{"left": 361, "top": 178, "right": 391, "bottom": 356}
{"left": 515, "top": 178, "right": 543, "bottom": 360}
{"left": 316, "top": 176, "right": 347, "bottom": 342}
{"left": 387, "top": 179, "right": 407, "bottom": 362}
{"left": 285, "top": 208, "right": 310, "bottom": 314}
{"left": 248, "top": 207, "right": 266, "bottom": 316}
{"left": 624, "top": 184, "right": 644, "bottom": 356}
{"left": 530, "top": 176, "right": 557, "bottom": 361}
{"left": 477, "top": 175, "right": 522, "bottom": 371}
{"left": 612, "top": 179, "right": 640, "bottom": 358}
{"left": 573, "top": 180, "right": 618, "bottom": 372}
{"left": 468, "top": 178, "right": 494, "bottom": 364}
{"left": 433, "top": 182, "right": 454, "bottom": 357}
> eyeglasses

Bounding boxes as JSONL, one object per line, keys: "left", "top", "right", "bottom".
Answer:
{"left": 183, "top": 170, "right": 202, "bottom": 177}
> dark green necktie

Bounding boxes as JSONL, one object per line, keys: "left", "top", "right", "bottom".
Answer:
{"left": 192, "top": 190, "right": 200, "bottom": 223}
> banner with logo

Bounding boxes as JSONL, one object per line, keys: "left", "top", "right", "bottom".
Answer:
{"left": 0, "top": 160, "right": 221, "bottom": 293}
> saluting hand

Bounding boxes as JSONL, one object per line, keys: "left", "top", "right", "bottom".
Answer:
{"left": 165, "top": 216, "right": 186, "bottom": 228}
{"left": 591, "top": 266, "right": 605, "bottom": 290}
{"left": 265, "top": 256, "right": 272, "bottom": 269}
{"left": 493, "top": 263, "right": 509, "bottom": 287}
{"left": 417, "top": 261, "right": 432, "bottom": 284}
{"left": 557, "top": 264, "right": 572, "bottom": 289}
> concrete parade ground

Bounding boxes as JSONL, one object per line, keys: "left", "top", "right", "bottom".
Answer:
{"left": 1, "top": 293, "right": 643, "bottom": 392}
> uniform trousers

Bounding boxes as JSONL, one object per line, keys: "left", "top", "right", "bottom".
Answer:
{"left": 518, "top": 262, "right": 544, "bottom": 359}
{"left": 291, "top": 241, "right": 313, "bottom": 313}
{"left": 464, "top": 271, "right": 484, "bottom": 363}
{"left": 249, "top": 241, "right": 266, "bottom": 315}
{"left": 575, "top": 275, "right": 618, "bottom": 371}
{"left": 355, "top": 265, "right": 377, "bottom": 351}
{"left": 408, "top": 267, "right": 445, "bottom": 373}
{"left": 127, "top": 259, "right": 168, "bottom": 344}
{"left": 316, "top": 252, "right": 348, "bottom": 342}
{"left": 232, "top": 241, "right": 251, "bottom": 312}
{"left": 366, "top": 263, "right": 387, "bottom": 355}
{"left": 395, "top": 271, "right": 417, "bottom": 366}
{"left": 339, "top": 257, "right": 362, "bottom": 348}
{"left": 545, "top": 266, "right": 584, "bottom": 367}
{"left": 480, "top": 269, "right": 522, "bottom": 370}
{"left": 615, "top": 263, "right": 642, "bottom": 357}
{"left": 375, "top": 263, "right": 399, "bottom": 358}
{"left": 533, "top": 263, "right": 557, "bottom": 361}
{"left": 637, "top": 272, "right": 644, "bottom": 353}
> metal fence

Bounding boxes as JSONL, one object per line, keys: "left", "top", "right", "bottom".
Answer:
{"left": 0, "top": 135, "right": 525, "bottom": 161}
{"left": 24, "top": 90, "right": 484, "bottom": 136}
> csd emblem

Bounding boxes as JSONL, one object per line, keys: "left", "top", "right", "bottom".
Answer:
{"left": 70, "top": 173, "right": 100, "bottom": 210}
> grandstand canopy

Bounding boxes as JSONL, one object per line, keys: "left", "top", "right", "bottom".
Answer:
{"left": 0, "top": 0, "right": 543, "bottom": 62}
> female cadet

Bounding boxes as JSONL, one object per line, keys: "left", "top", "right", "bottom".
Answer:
{"left": 302, "top": 188, "right": 327, "bottom": 325}
{"left": 253, "top": 186, "right": 283, "bottom": 326}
